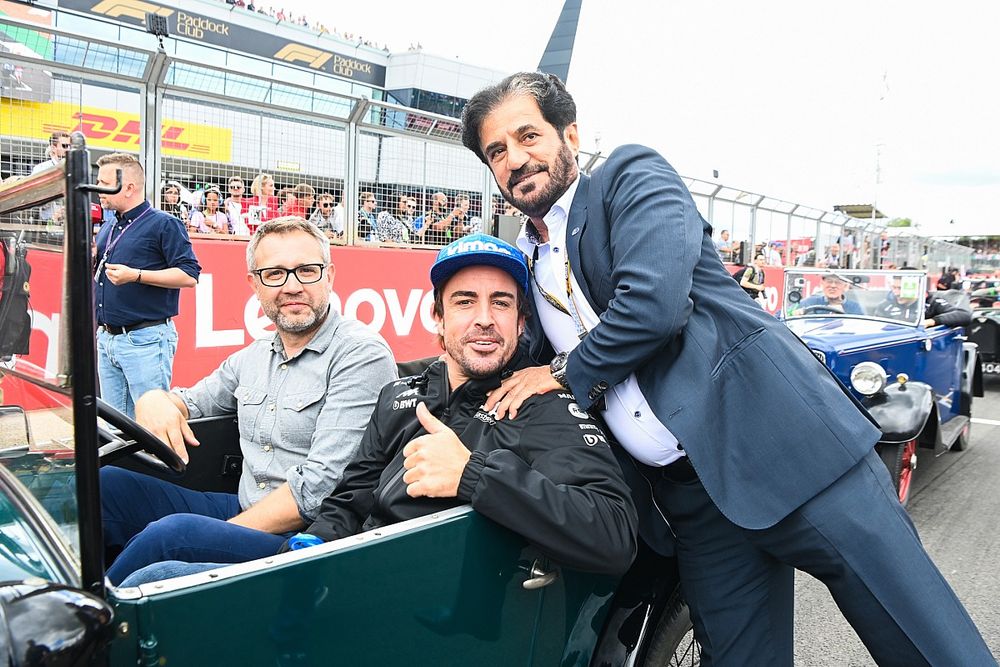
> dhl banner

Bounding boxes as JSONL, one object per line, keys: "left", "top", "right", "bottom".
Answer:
{"left": 0, "top": 99, "right": 232, "bottom": 162}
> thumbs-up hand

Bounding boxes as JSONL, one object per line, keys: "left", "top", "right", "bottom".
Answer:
{"left": 402, "top": 402, "right": 471, "bottom": 498}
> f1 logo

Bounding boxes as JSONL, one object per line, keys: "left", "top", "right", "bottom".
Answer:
{"left": 90, "top": 0, "right": 173, "bottom": 23}
{"left": 273, "top": 44, "right": 333, "bottom": 69}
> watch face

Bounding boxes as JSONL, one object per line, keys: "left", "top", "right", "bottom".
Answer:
{"left": 551, "top": 353, "right": 568, "bottom": 373}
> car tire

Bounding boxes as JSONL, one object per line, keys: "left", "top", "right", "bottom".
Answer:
{"left": 642, "top": 588, "right": 701, "bottom": 666}
{"left": 952, "top": 421, "right": 972, "bottom": 452}
{"left": 876, "top": 440, "right": 917, "bottom": 506}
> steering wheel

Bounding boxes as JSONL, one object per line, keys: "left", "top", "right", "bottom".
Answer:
{"left": 798, "top": 305, "right": 843, "bottom": 315}
{"left": 96, "top": 398, "right": 186, "bottom": 474}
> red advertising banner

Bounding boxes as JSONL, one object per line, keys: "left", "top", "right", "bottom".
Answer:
{"left": 11, "top": 241, "right": 441, "bottom": 397}
{"left": 725, "top": 263, "right": 785, "bottom": 315}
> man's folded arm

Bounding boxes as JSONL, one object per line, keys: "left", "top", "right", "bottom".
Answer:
{"left": 567, "top": 146, "right": 703, "bottom": 410}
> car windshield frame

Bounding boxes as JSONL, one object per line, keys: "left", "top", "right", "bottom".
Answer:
{"left": 0, "top": 137, "right": 110, "bottom": 595}
{"left": 782, "top": 268, "right": 928, "bottom": 327}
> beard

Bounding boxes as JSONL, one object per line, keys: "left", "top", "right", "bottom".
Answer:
{"left": 444, "top": 326, "right": 513, "bottom": 380}
{"left": 500, "top": 141, "right": 577, "bottom": 218}
{"left": 262, "top": 296, "right": 329, "bottom": 335}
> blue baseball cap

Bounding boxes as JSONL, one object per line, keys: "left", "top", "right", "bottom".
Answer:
{"left": 430, "top": 233, "right": 530, "bottom": 294}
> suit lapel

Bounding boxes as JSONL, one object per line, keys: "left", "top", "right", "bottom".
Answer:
{"left": 566, "top": 173, "right": 595, "bottom": 309}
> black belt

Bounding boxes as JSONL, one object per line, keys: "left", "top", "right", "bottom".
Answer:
{"left": 99, "top": 319, "right": 167, "bottom": 335}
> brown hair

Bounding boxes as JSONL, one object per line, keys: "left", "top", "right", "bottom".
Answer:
{"left": 96, "top": 152, "right": 144, "bottom": 185}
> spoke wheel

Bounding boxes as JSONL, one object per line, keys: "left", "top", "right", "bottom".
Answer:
{"left": 642, "top": 589, "right": 701, "bottom": 666}
{"left": 951, "top": 422, "right": 971, "bottom": 452}
{"left": 876, "top": 439, "right": 917, "bottom": 506}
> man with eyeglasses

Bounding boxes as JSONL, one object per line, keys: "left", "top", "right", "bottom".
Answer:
{"left": 32, "top": 130, "right": 71, "bottom": 174}
{"left": 32, "top": 131, "right": 72, "bottom": 226}
{"left": 874, "top": 271, "right": 971, "bottom": 328}
{"left": 357, "top": 191, "right": 378, "bottom": 242}
{"left": 309, "top": 192, "right": 345, "bottom": 239}
{"left": 100, "top": 216, "right": 397, "bottom": 585}
{"left": 224, "top": 176, "right": 251, "bottom": 235}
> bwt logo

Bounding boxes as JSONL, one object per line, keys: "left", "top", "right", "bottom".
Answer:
{"left": 446, "top": 240, "right": 513, "bottom": 257}
{"left": 90, "top": 0, "right": 172, "bottom": 22}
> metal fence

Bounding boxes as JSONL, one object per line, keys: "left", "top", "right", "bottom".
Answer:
{"left": 0, "top": 10, "right": 976, "bottom": 270}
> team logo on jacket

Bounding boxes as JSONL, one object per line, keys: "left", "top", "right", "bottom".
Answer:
{"left": 582, "top": 433, "right": 607, "bottom": 447}
{"left": 474, "top": 409, "right": 496, "bottom": 425}
{"left": 567, "top": 402, "right": 589, "bottom": 420}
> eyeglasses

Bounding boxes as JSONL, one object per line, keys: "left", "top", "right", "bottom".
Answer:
{"left": 365, "top": 199, "right": 376, "bottom": 203}
{"left": 252, "top": 263, "right": 327, "bottom": 287}
{"left": 58, "top": 143, "right": 71, "bottom": 149}
{"left": 321, "top": 203, "right": 332, "bottom": 208}
{"left": 229, "top": 184, "right": 244, "bottom": 190}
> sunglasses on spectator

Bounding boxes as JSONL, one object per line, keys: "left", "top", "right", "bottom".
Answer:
{"left": 58, "top": 143, "right": 71, "bottom": 149}
{"left": 229, "top": 184, "right": 244, "bottom": 190}
{"left": 321, "top": 203, "right": 332, "bottom": 208}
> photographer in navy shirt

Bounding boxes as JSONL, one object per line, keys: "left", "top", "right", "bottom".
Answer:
{"left": 94, "top": 153, "right": 200, "bottom": 417}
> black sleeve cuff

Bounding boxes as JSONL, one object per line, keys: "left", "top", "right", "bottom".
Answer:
{"left": 458, "top": 449, "right": 488, "bottom": 502}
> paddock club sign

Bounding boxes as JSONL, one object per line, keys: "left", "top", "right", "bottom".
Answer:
{"left": 58, "top": 0, "right": 387, "bottom": 86}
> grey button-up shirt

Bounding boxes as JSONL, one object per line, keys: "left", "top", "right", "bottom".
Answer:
{"left": 175, "top": 308, "right": 397, "bottom": 521}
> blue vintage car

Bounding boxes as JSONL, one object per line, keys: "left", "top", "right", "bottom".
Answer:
{"left": 781, "top": 269, "right": 984, "bottom": 505}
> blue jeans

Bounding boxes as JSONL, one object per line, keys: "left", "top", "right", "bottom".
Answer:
{"left": 102, "top": 467, "right": 288, "bottom": 586}
{"left": 97, "top": 320, "right": 178, "bottom": 418}
{"left": 119, "top": 560, "right": 225, "bottom": 588}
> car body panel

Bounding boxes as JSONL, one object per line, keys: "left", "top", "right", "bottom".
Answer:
{"left": 969, "top": 309, "right": 1000, "bottom": 372}
{"left": 110, "top": 508, "right": 617, "bottom": 666}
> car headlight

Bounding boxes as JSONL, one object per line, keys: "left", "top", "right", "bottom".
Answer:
{"left": 850, "top": 362, "right": 888, "bottom": 396}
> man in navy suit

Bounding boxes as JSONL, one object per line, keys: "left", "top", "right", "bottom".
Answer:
{"left": 465, "top": 72, "right": 993, "bottom": 666}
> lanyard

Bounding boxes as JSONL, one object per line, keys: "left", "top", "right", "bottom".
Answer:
{"left": 528, "top": 245, "right": 589, "bottom": 341}
{"left": 94, "top": 206, "right": 154, "bottom": 280}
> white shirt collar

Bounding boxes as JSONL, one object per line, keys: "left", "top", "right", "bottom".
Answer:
{"left": 515, "top": 173, "right": 580, "bottom": 254}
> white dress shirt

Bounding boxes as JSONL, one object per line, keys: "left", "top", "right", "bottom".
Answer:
{"left": 516, "top": 176, "right": 685, "bottom": 467}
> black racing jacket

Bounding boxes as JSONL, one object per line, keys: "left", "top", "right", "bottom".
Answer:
{"left": 301, "top": 351, "right": 638, "bottom": 575}
{"left": 874, "top": 294, "right": 972, "bottom": 328}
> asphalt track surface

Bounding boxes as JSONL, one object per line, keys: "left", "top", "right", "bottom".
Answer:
{"left": 793, "top": 375, "right": 1000, "bottom": 664}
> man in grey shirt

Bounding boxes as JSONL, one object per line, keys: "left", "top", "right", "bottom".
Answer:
{"left": 101, "top": 217, "right": 396, "bottom": 585}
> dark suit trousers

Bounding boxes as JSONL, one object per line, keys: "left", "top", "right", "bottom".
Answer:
{"left": 651, "top": 450, "right": 995, "bottom": 666}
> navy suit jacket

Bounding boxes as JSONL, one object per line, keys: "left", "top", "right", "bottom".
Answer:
{"left": 525, "top": 145, "right": 881, "bottom": 554}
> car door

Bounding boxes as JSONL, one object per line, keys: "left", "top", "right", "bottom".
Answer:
{"left": 923, "top": 327, "right": 963, "bottom": 421}
{"left": 110, "top": 507, "right": 614, "bottom": 666}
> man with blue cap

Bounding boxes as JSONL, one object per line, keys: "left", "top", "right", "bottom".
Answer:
{"left": 288, "top": 233, "right": 637, "bottom": 574}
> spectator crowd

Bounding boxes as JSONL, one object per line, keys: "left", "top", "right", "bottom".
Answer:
{"left": 215, "top": 0, "right": 393, "bottom": 51}
{"left": 161, "top": 172, "right": 496, "bottom": 247}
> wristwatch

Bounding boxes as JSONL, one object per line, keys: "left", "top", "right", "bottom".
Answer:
{"left": 550, "top": 352, "right": 570, "bottom": 389}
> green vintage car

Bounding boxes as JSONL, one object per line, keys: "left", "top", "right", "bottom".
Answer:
{"left": 0, "top": 138, "right": 697, "bottom": 666}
